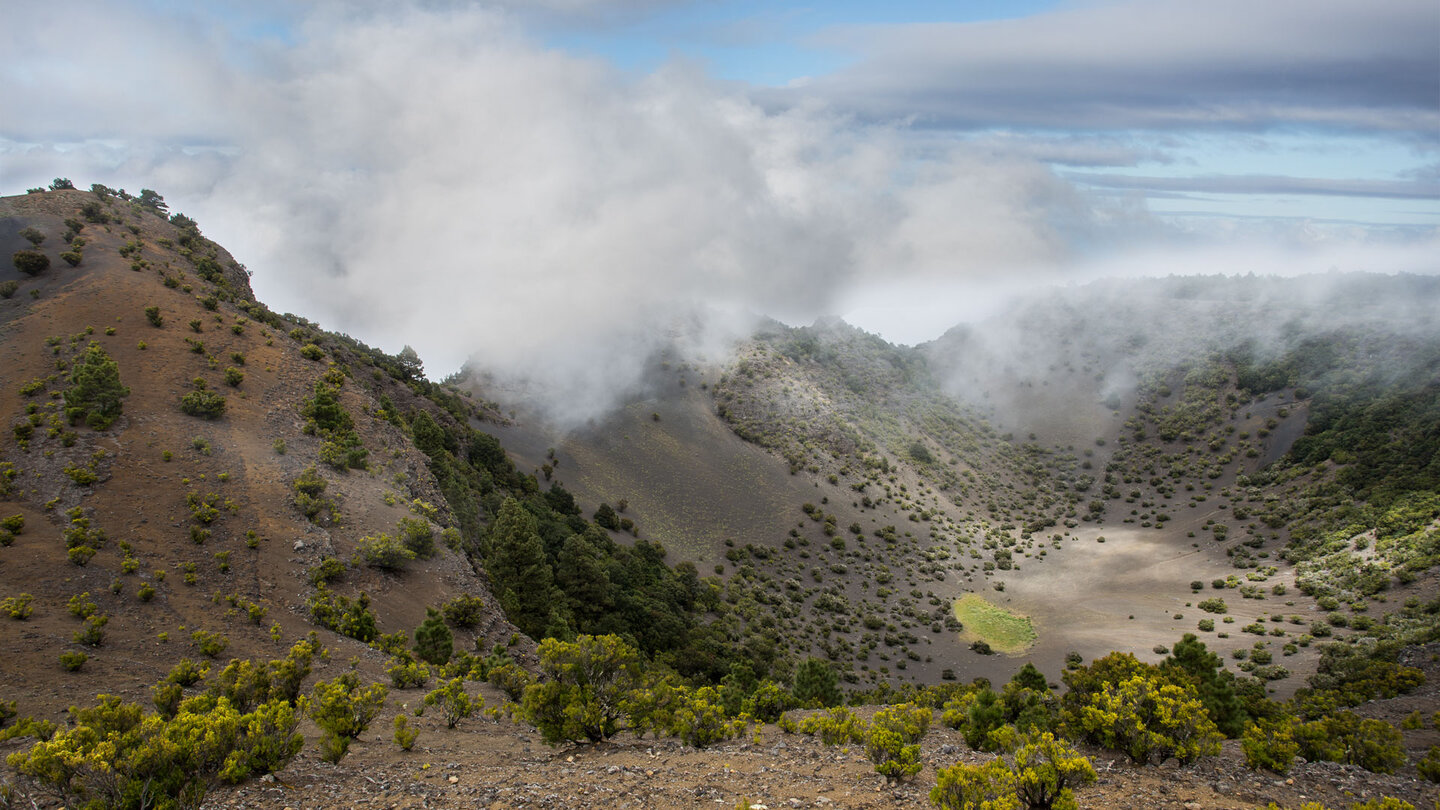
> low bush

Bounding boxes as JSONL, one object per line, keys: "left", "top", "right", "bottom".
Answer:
{"left": 356, "top": 534, "right": 413, "bottom": 571}
{"left": 9, "top": 693, "right": 301, "bottom": 808}
{"left": 424, "top": 678, "right": 481, "bottom": 729}
{"left": 13, "top": 250, "right": 49, "bottom": 276}
{"left": 302, "top": 673, "right": 388, "bottom": 763}
{"left": 179, "top": 390, "right": 227, "bottom": 419}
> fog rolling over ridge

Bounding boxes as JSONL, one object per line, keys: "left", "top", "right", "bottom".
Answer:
{"left": 922, "top": 272, "right": 1440, "bottom": 446}
{"left": 3, "top": 1, "right": 1437, "bottom": 422}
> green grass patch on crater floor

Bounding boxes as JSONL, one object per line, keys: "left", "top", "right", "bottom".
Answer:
{"left": 952, "top": 593, "right": 1037, "bottom": 654}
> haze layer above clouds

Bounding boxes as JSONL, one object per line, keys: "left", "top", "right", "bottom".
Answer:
{"left": 2, "top": 1, "right": 1436, "bottom": 421}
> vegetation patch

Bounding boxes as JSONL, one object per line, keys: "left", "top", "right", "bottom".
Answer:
{"left": 952, "top": 593, "right": 1036, "bottom": 654}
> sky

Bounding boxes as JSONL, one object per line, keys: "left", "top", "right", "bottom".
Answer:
{"left": 2, "top": 0, "right": 1437, "bottom": 413}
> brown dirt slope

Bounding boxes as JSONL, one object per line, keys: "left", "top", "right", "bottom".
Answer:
{"left": 0, "top": 189, "right": 519, "bottom": 722}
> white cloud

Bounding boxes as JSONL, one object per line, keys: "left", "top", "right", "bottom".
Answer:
{"left": 2, "top": 0, "right": 1435, "bottom": 424}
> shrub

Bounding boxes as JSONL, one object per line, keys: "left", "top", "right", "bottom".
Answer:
{"left": 224, "top": 367, "right": 245, "bottom": 387}
{"left": 67, "top": 592, "right": 98, "bottom": 619}
{"left": 1197, "top": 598, "right": 1228, "bottom": 614}
{"left": 0, "top": 514, "right": 22, "bottom": 533}
{"left": 2, "top": 593, "right": 34, "bottom": 620}
{"left": 397, "top": 516, "right": 436, "bottom": 559}
{"left": 387, "top": 656, "right": 431, "bottom": 689}
{"left": 0, "top": 280, "right": 18, "bottom": 298}
{"left": 866, "top": 703, "right": 929, "bottom": 781}
{"left": 302, "top": 673, "right": 388, "bottom": 762}
{"left": 442, "top": 594, "right": 486, "bottom": 628}
{"left": 19, "top": 227, "right": 44, "bottom": 246}
{"left": 306, "top": 587, "right": 377, "bottom": 643}
{"left": 59, "top": 650, "right": 87, "bottom": 671}
{"left": 13, "top": 250, "right": 49, "bottom": 276}
{"left": 8, "top": 693, "right": 300, "bottom": 807}
{"left": 1242, "top": 718, "right": 1299, "bottom": 773}
{"left": 393, "top": 714, "right": 418, "bottom": 751}
{"left": 73, "top": 614, "right": 108, "bottom": 646}
{"left": 521, "top": 634, "right": 642, "bottom": 744}
{"left": 145, "top": 306, "right": 163, "bottom": 327}
{"left": 356, "top": 533, "right": 413, "bottom": 571}
{"left": 180, "top": 390, "right": 227, "bottom": 419}
{"left": 307, "top": 557, "right": 346, "bottom": 586}
{"left": 1418, "top": 746, "right": 1440, "bottom": 783}
{"left": 487, "top": 660, "right": 534, "bottom": 702}
{"left": 61, "top": 251, "right": 82, "bottom": 267}
{"left": 931, "top": 730, "right": 1097, "bottom": 810}
{"left": 666, "top": 685, "right": 734, "bottom": 748}
{"left": 300, "top": 343, "right": 325, "bottom": 361}
{"left": 191, "top": 629, "right": 230, "bottom": 658}
{"left": 1294, "top": 711, "right": 1404, "bottom": 773}
{"left": 424, "top": 678, "right": 481, "bottom": 729}
{"left": 1075, "top": 674, "right": 1222, "bottom": 765}
{"left": 798, "top": 706, "right": 868, "bottom": 746}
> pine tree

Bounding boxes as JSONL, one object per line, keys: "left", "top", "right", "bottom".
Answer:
{"left": 487, "top": 498, "right": 555, "bottom": 639}
{"left": 413, "top": 608, "right": 453, "bottom": 666}
{"left": 555, "top": 529, "right": 613, "bottom": 629}
{"left": 792, "top": 657, "right": 841, "bottom": 708}
{"left": 65, "top": 343, "right": 129, "bottom": 429}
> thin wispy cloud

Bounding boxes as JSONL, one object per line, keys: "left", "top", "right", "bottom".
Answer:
{"left": 796, "top": 0, "right": 1439, "bottom": 137}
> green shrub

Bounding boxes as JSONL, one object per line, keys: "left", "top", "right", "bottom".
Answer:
{"left": 307, "top": 557, "right": 346, "bottom": 586}
{"left": 306, "top": 586, "right": 377, "bottom": 642}
{"left": 8, "top": 693, "right": 300, "bottom": 807}
{"left": 0, "top": 280, "right": 18, "bottom": 298}
{"left": 1418, "top": 745, "right": 1440, "bottom": 783}
{"left": 387, "top": 655, "right": 431, "bottom": 689}
{"left": 13, "top": 250, "right": 49, "bottom": 276}
{"left": 179, "top": 390, "right": 227, "bottom": 419}
{"left": 191, "top": 629, "right": 229, "bottom": 658}
{"left": 486, "top": 660, "right": 534, "bottom": 702}
{"left": 0, "top": 514, "right": 22, "bottom": 533}
{"left": 792, "top": 657, "right": 842, "bottom": 708}
{"left": 67, "top": 592, "right": 98, "bottom": 618}
{"left": 930, "top": 731, "right": 1096, "bottom": 810}
{"left": 424, "top": 678, "right": 481, "bottom": 729}
{"left": 521, "top": 634, "right": 641, "bottom": 744}
{"left": 442, "top": 594, "right": 486, "bottom": 628}
{"left": 1241, "top": 718, "right": 1298, "bottom": 773}
{"left": 798, "top": 706, "right": 868, "bottom": 746}
{"left": 1075, "top": 673, "right": 1222, "bottom": 765}
{"left": 866, "top": 703, "right": 929, "bottom": 780}
{"left": 1197, "top": 598, "right": 1228, "bottom": 614}
{"left": 393, "top": 714, "right": 418, "bottom": 751}
{"left": 61, "top": 251, "right": 82, "bottom": 267}
{"left": 666, "top": 685, "right": 734, "bottom": 748}
{"left": 73, "top": 614, "right": 108, "bottom": 646}
{"left": 2, "top": 593, "right": 34, "bottom": 620}
{"left": 59, "top": 650, "right": 87, "bottom": 671}
{"left": 224, "top": 366, "right": 245, "bottom": 387}
{"left": 1294, "top": 711, "right": 1404, "bottom": 773}
{"left": 145, "top": 306, "right": 163, "bottom": 327}
{"left": 397, "top": 516, "right": 436, "bottom": 559}
{"left": 300, "top": 343, "right": 325, "bottom": 361}
{"left": 302, "top": 673, "right": 388, "bottom": 762}
{"left": 356, "top": 533, "right": 413, "bottom": 571}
